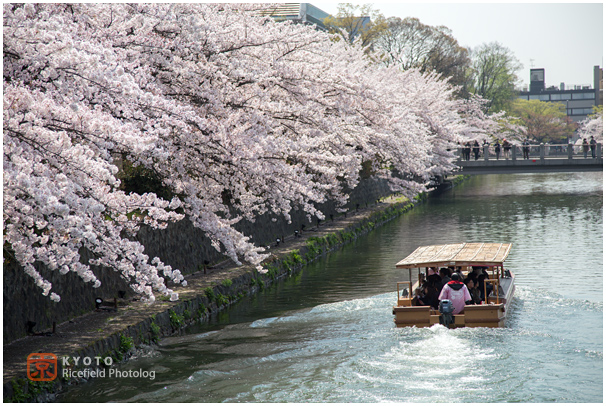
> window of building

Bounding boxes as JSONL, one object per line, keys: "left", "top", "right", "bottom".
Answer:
{"left": 530, "top": 69, "right": 544, "bottom": 82}
{"left": 529, "top": 95, "right": 541, "bottom": 100}
{"left": 569, "top": 108, "right": 594, "bottom": 115}
{"left": 572, "top": 92, "right": 595, "bottom": 100}
{"left": 551, "top": 93, "right": 572, "bottom": 101}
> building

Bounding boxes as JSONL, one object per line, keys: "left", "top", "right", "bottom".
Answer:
{"left": 518, "top": 66, "right": 603, "bottom": 123}
{"left": 259, "top": 4, "right": 372, "bottom": 45}
{"left": 259, "top": 3, "right": 330, "bottom": 31}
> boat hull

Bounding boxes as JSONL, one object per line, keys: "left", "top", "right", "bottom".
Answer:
{"left": 393, "top": 303, "right": 506, "bottom": 328}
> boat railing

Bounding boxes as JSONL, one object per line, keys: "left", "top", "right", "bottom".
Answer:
{"left": 396, "top": 281, "right": 414, "bottom": 306}
{"left": 484, "top": 278, "right": 501, "bottom": 304}
{"left": 397, "top": 281, "right": 412, "bottom": 300}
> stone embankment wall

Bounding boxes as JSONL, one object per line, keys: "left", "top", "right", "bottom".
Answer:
{"left": 3, "top": 178, "right": 392, "bottom": 344}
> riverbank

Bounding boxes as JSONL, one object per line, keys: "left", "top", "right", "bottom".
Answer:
{"left": 4, "top": 179, "right": 457, "bottom": 402}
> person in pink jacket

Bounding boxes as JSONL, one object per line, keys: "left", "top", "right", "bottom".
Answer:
{"left": 438, "top": 273, "right": 472, "bottom": 314}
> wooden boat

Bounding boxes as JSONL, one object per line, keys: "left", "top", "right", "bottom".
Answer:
{"left": 393, "top": 243, "right": 515, "bottom": 328}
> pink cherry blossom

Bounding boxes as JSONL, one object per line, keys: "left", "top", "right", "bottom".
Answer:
{"left": 4, "top": 4, "right": 495, "bottom": 303}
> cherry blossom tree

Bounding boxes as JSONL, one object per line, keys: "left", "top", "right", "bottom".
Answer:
{"left": 4, "top": 4, "right": 189, "bottom": 303}
{"left": 577, "top": 107, "right": 603, "bottom": 143}
{"left": 456, "top": 94, "right": 526, "bottom": 147}
{"left": 4, "top": 3, "right": 484, "bottom": 303}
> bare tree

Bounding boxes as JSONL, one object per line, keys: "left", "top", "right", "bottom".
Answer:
{"left": 374, "top": 17, "right": 470, "bottom": 94}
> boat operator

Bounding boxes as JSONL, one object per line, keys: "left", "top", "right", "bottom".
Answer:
{"left": 438, "top": 273, "right": 472, "bottom": 314}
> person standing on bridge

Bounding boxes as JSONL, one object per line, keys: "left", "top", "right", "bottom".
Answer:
{"left": 582, "top": 138, "right": 589, "bottom": 158}
{"left": 494, "top": 139, "right": 501, "bottom": 160}
{"left": 523, "top": 139, "right": 530, "bottom": 159}
{"left": 503, "top": 139, "right": 511, "bottom": 159}
{"left": 464, "top": 142, "right": 472, "bottom": 161}
{"left": 589, "top": 136, "right": 597, "bottom": 158}
{"left": 473, "top": 140, "right": 480, "bottom": 160}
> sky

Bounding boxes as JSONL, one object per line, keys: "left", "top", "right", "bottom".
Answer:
{"left": 320, "top": 2, "right": 603, "bottom": 90}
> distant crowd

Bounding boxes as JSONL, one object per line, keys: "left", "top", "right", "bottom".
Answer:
{"left": 460, "top": 135, "right": 599, "bottom": 161}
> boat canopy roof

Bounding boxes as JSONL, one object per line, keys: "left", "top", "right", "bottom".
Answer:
{"left": 396, "top": 243, "right": 512, "bottom": 269}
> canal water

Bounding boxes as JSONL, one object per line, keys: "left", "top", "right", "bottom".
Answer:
{"left": 60, "top": 173, "right": 603, "bottom": 403}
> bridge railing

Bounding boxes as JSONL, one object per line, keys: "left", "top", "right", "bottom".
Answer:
{"left": 458, "top": 143, "right": 603, "bottom": 162}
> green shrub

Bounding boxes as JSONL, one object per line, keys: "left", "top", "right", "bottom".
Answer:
{"left": 197, "top": 303, "right": 207, "bottom": 318}
{"left": 149, "top": 321, "right": 160, "bottom": 343}
{"left": 119, "top": 334, "right": 134, "bottom": 353}
{"left": 169, "top": 309, "right": 184, "bottom": 329}
{"left": 204, "top": 287, "right": 216, "bottom": 302}
{"left": 216, "top": 294, "right": 229, "bottom": 306}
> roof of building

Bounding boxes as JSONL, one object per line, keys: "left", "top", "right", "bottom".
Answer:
{"left": 259, "top": 3, "right": 301, "bottom": 18}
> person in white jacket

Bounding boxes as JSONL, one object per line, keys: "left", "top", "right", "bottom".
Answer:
{"left": 438, "top": 272, "right": 472, "bottom": 314}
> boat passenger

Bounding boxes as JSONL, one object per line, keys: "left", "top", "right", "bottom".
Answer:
{"left": 481, "top": 267, "right": 490, "bottom": 278}
{"left": 464, "top": 276, "right": 481, "bottom": 304}
{"left": 438, "top": 273, "right": 472, "bottom": 314}
{"left": 422, "top": 283, "right": 440, "bottom": 309}
{"left": 477, "top": 274, "right": 493, "bottom": 301}
{"left": 427, "top": 267, "right": 438, "bottom": 277}
{"left": 426, "top": 273, "right": 441, "bottom": 288}
{"left": 438, "top": 267, "right": 451, "bottom": 291}
{"left": 471, "top": 266, "right": 484, "bottom": 277}
{"left": 412, "top": 287, "right": 426, "bottom": 306}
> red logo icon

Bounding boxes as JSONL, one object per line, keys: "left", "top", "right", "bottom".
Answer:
{"left": 27, "top": 353, "right": 58, "bottom": 381}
